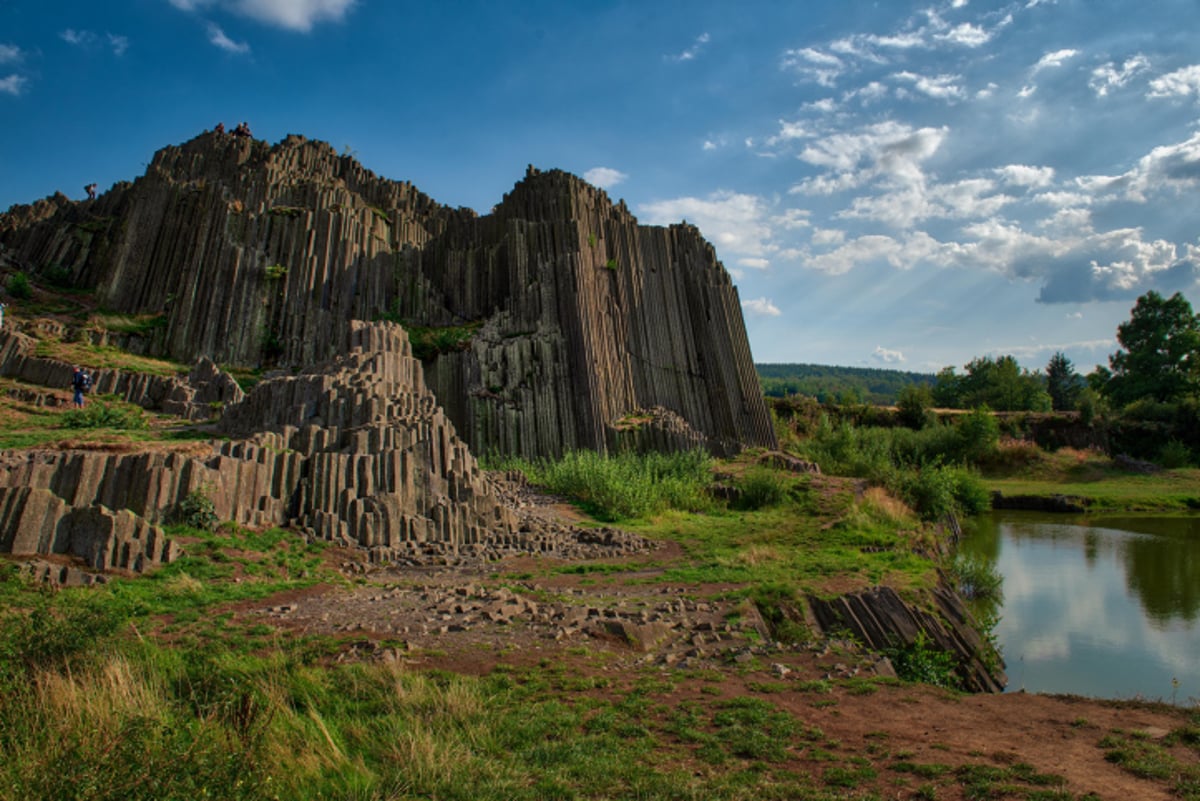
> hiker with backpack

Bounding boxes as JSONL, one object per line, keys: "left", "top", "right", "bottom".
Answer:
{"left": 71, "top": 366, "right": 91, "bottom": 408}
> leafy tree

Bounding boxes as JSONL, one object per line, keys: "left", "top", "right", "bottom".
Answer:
{"left": 1045, "top": 351, "right": 1083, "bottom": 411}
{"left": 896, "top": 384, "right": 934, "bottom": 429}
{"left": 1107, "top": 291, "right": 1200, "bottom": 406}
{"left": 936, "top": 355, "right": 1051, "bottom": 411}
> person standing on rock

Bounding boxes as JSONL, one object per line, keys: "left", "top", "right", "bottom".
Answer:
{"left": 71, "top": 365, "right": 90, "bottom": 408}
{"left": 84, "top": 183, "right": 97, "bottom": 200}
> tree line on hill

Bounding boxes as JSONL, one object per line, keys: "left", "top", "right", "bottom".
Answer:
{"left": 763, "top": 291, "right": 1200, "bottom": 466}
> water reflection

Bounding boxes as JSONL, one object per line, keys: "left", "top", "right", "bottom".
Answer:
{"left": 964, "top": 512, "right": 1200, "bottom": 703}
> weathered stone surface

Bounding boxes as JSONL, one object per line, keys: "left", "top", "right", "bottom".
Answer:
{"left": 0, "top": 133, "right": 775, "bottom": 459}
{"left": 0, "top": 320, "right": 654, "bottom": 578}
{"left": 806, "top": 585, "right": 1006, "bottom": 693}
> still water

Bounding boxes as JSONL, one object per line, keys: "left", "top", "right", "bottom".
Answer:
{"left": 963, "top": 512, "right": 1200, "bottom": 704}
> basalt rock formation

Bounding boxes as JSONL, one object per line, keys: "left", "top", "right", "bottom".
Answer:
{"left": 0, "top": 319, "right": 652, "bottom": 578}
{"left": 0, "top": 132, "right": 775, "bottom": 459}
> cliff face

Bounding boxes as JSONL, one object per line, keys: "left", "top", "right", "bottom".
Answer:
{"left": 0, "top": 132, "right": 775, "bottom": 458}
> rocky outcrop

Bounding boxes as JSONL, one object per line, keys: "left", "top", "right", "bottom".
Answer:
{"left": 0, "top": 133, "right": 774, "bottom": 459}
{"left": 0, "top": 320, "right": 654, "bottom": 578}
{"left": 806, "top": 585, "right": 1006, "bottom": 693}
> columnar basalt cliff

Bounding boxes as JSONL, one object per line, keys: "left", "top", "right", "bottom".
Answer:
{"left": 0, "top": 320, "right": 649, "bottom": 575}
{"left": 0, "top": 132, "right": 775, "bottom": 458}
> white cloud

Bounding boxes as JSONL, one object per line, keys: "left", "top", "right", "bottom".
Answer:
{"left": 893, "top": 71, "right": 965, "bottom": 101}
{"left": 1089, "top": 55, "right": 1150, "bottom": 97}
{"left": 742, "top": 297, "right": 782, "bottom": 317}
{"left": 169, "top": 0, "right": 356, "bottom": 32}
{"left": 108, "top": 34, "right": 130, "bottom": 56}
{"left": 937, "top": 22, "right": 991, "bottom": 47}
{"left": 583, "top": 167, "right": 628, "bottom": 189}
{"left": 796, "top": 121, "right": 946, "bottom": 182}
{"left": 667, "top": 32, "right": 710, "bottom": 63}
{"left": 780, "top": 47, "right": 844, "bottom": 87}
{"left": 1017, "top": 84, "right": 1037, "bottom": 98}
{"left": 811, "top": 228, "right": 846, "bottom": 246}
{"left": 994, "top": 164, "right": 1055, "bottom": 187}
{"left": 804, "top": 97, "right": 838, "bottom": 113}
{"left": 738, "top": 257, "right": 770, "bottom": 270}
{"left": 872, "top": 346, "right": 906, "bottom": 364}
{"left": 639, "top": 191, "right": 775, "bottom": 259}
{"left": 1147, "top": 65, "right": 1200, "bottom": 100}
{"left": 702, "top": 139, "right": 719, "bottom": 151}
{"left": 1075, "top": 130, "right": 1200, "bottom": 203}
{"left": 207, "top": 22, "right": 250, "bottom": 53}
{"left": 60, "top": 29, "right": 93, "bottom": 46}
{"left": 1032, "top": 48, "right": 1078, "bottom": 73}
{"left": 0, "top": 44, "right": 22, "bottom": 64}
{"left": 0, "top": 74, "right": 27, "bottom": 96}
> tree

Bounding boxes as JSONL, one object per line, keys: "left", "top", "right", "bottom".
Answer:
{"left": 1107, "top": 291, "right": 1200, "bottom": 406}
{"left": 897, "top": 384, "right": 933, "bottom": 429}
{"left": 1045, "top": 352, "right": 1083, "bottom": 411}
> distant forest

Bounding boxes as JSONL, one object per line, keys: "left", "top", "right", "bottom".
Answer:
{"left": 756, "top": 363, "right": 935, "bottom": 405}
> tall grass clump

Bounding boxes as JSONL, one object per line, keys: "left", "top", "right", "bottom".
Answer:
{"left": 507, "top": 449, "right": 712, "bottom": 521}
{"left": 733, "top": 466, "right": 789, "bottom": 510}
{"left": 794, "top": 413, "right": 993, "bottom": 520}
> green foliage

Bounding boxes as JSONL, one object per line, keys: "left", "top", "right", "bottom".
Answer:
{"left": 758, "top": 362, "right": 935, "bottom": 405}
{"left": 92, "top": 313, "right": 168, "bottom": 336}
{"left": 934, "top": 355, "right": 1051, "bottom": 412}
{"left": 1158, "top": 439, "right": 1193, "bottom": 469}
{"left": 264, "top": 263, "right": 288, "bottom": 280}
{"left": 61, "top": 401, "right": 148, "bottom": 431}
{"left": 733, "top": 466, "right": 788, "bottom": 510}
{"left": 6, "top": 270, "right": 32, "bottom": 300}
{"left": 955, "top": 406, "right": 1000, "bottom": 463}
{"left": 604, "top": 258, "right": 618, "bottom": 271}
{"left": 949, "top": 552, "right": 1003, "bottom": 602}
{"left": 897, "top": 383, "right": 934, "bottom": 429}
{"left": 511, "top": 449, "right": 712, "bottom": 521}
{"left": 1107, "top": 290, "right": 1200, "bottom": 406}
{"left": 889, "top": 631, "right": 958, "bottom": 688}
{"left": 1045, "top": 351, "right": 1083, "bottom": 411}
{"left": 42, "top": 263, "right": 74, "bottom": 287}
{"left": 175, "top": 487, "right": 219, "bottom": 532}
{"left": 405, "top": 321, "right": 483, "bottom": 361}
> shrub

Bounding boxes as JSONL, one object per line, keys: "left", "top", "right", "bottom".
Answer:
{"left": 950, "top": 553, "right": 1003, "bottom": 602}
{"left": 175, "top": 488, "right": 219, "bottom": 532}
{"left": 955, "top": 406, "right": 1000, "bottom": 464}
{"left": 889, "top": 631, "right": 958, "bottom": 688}
{"left": 6, "top": 271, "right": 31, "bottom": 300}
{"left": 1158, "top": 439, "right": 1193, "bottom": 469}
{"left": 734, "top": 467, "right": 788, "bottom": 510}
{"left": 61, "top": 401, "right": 148, "bottom": 430}
{"left": 525, "top": 449, "right": 711, "bottom": 521}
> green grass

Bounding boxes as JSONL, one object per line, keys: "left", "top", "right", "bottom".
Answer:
{"left": 983, "top": 446, "right": 1200, "bottom": 511}
{"left": 32, "top": 338, "right": 188, "bottom": 377}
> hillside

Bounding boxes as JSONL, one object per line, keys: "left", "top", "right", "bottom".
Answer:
{"left": 758, "top": 362, "right": 935, "bottom": 405}
{"left": 0, "top": 131, "right": 774, "bottom": 460}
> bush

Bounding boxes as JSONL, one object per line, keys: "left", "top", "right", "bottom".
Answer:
{"left": 6, "top": 271, "right": 31, "bottom": 300}
{"left": 175, "top": 488, "right": 219, "bottom": 532}
{"left": 955, "top": 407, "right": 1000, "bottom": 463}
{"left": 1158, "top": 439, "right": 1193, "bottom": 469}
{"left": 61, "top": 401, "right": 148, "bottom": 430}
{"left": 889, "top": 631, "right": 958, "bottom": 688}
{"left": 734, "top": 467, "right": 788, "bottom": 510}
{"left": 950, "top": 552, "right": 1003, "bottom": 602}
{"left": 522, "top": 449, "right": 712, "bottom": 521}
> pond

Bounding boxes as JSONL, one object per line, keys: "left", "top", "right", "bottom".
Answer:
{"left": 963, "top": 511, "right": 1200, "bottom": 705}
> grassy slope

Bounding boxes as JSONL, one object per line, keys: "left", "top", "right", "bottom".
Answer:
{"left": 983, "top": 446, "right": 1200, "bottom": 512}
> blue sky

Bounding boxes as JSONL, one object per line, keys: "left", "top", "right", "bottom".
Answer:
{"left": 2, "top": 0, "right": 1198, "bottom": 373}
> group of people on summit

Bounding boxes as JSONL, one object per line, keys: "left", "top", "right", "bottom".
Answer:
{"left": 214, "top": 121, "right": 252, "bottom": 138}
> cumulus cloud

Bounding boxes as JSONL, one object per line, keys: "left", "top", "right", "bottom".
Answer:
{"left": 639, "top": 191, "right": 775, "bottom": 260}
{"left": 108, "top": 34, "right": 130, "bottom": 55}
{"left": 1075, "top": 130, "right": 1200, "bottom": 203}
{"left": 0, "top": 44, "right": 21, "bottom": 64}
{"left": 583, "top": 167, "right": 628, "bottom": 189}
{"left": 742, "top": 297, "right": 782, "bottom": 317}
{"left": 1032, "top": 48, "right": 1077, "bottom": 72}
{"left": 1089, "top": 55, "right": 1150, "bottom": 96}
{"left": 667, "top": 32, "right": 710, "bottom": 63}
{"left": 208, "top": 22, "right": 250, "bottom": 53}
{"left": 937, "top": 22, "right": 991, "bottom": 47}
{"left": 872, "top": 346, "right": 906, "bottom": 364}
{"left": 0, "top": 74, "right": 27, "bottom": 96}
{"left": 781, "top": 47, "right": 844, "bottom": 87}
{"left": 169, "top": 0, "right": 356, "bottom": 32}
{"left": 793, "top": 121, "right": 947, "bottom": 192}
{"left": 892, "top": 71, "right": 965, "bottom": 101}
{"left": 994, "top": 164, "right": 1055, "bottom": 187}
{"left": 1147, "top": 65, "right": 1200, "bottom": 100}
{"left": 61, "top": 29, "right": 130, "bottom": 55}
